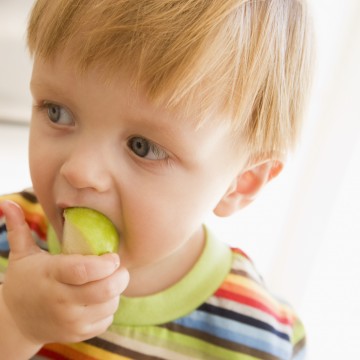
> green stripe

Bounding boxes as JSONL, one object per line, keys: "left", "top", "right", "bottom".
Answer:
{"left": 292, "top": 317, "right": 306, "bottom": 346}
{"left": 0, "top": 256, "right": 8, "bottom": 272}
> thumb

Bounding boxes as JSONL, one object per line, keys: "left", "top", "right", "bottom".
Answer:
{"left": 0, "top": 200, "right": 41, "bottom": 260}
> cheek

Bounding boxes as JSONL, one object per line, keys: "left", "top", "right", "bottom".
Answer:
{"left": 28, "top": 126, "right": 58, "bottom": 204}
{"left": 126, "top": 172, "right": 227, "bottom": 233}
{"left": 29, "top": 131, "right": 47, "bottom": 188}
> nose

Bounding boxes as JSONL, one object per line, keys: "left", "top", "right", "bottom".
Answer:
{"left": 60, "top": 145, "right": 112, "bottom": 193}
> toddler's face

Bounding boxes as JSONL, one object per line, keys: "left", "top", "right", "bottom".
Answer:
{"left": 29, "top": 54, "right": 242, "bottom": 269}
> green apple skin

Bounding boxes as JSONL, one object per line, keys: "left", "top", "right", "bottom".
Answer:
{"left": 62, "top": 208, "right": 119, "bottom": 255}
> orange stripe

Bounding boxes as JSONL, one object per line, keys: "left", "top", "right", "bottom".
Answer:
{"left": 225, "top": 273, "right": 280, "bottom": 307}
{"left": 231, "top": 247, "right": 251, "bottom": 260}
{"left": 44, "top": 343, "right": 97, "bottom": 360}
{"left": 220, "top": 281, "right": 278, "bottom": 319}
{"left": 222, "top": 280, "right": 268, "bottom": 305}
{"left": 222, "top": 276, "right": 295, "bottom": 321}
{"left": 43, "top": 342, "right": 132, "bottom": 360}
{"left": 69, "top": 342, "right": 132, "bottom": 360}
{"left": 0, "top": 193, "right": 48, "bottom": 238}
{"left": 25, "top": 212, "right": 48, "bottom": 238}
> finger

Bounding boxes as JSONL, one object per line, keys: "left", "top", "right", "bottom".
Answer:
{"left": 71, "top": 298, "right": 119, "bottom": 338}
{"left": 55, "top": 306, "right": 116, "bottom": 343}
{"left": 76, "top": 313, "right": 115, "bottom": 342}
{"left": 70, "top": 267, "right": 129, "bottom": 304}
{"left": 0, "top": 200, "right": 41, "bottom": 260}
{"left": 53, "top": 253, "right": 121, "bottom": 285}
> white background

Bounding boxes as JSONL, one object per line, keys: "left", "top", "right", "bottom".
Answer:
{"left": 1, "top": 1, "right": 360, "bottom": 358}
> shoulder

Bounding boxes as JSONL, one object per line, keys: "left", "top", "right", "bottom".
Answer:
{"left": 204, "top": 245, "right": 306, "bottom": 359}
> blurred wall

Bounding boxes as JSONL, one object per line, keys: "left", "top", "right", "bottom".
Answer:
{"left": 0, "top": 0, "right": 33, "bottom": 123}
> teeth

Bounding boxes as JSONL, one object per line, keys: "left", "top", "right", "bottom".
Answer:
{"left": 60, "top": 209, "right": 65, "bottom": 225}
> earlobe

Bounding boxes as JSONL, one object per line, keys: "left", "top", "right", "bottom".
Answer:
{"left": 213, "top": 160, "right": 283, "bottom": 217}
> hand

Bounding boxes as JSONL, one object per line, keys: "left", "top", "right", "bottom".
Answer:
{"left": 0, "top": 200, "right": 129, "bottom": 345}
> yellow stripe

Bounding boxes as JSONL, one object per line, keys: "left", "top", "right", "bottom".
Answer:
{"left": 226, "top": 273, "right": 274, "bottom": 300}
{"left": 0, "top": 194, "right": 43, "bottom": 215}
{"left": 0, "top": 193, "right": 48, "bottom": 235}
{"left": 68, "top": 342, "right": 131, "bottom": 360}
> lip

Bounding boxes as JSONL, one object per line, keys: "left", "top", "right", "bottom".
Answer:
{"left": 56, "top": 202, "right": 73, "bottom": 225}
{"left": 58, "top": 208, "right": 66, "bottom": 226}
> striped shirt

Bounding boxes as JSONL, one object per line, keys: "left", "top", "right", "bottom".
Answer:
{"left": 0, "top": 191, "right": 306, "bottom": 360}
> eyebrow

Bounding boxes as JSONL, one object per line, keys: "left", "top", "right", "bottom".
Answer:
{"left": 30, "top": 79, "right": 65, "bottom": 98}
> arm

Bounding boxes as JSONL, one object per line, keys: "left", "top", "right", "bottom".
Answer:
{"left": 0, "top": 200, "right": 129, "bottom": 358}
{"left": 0, "top": 285, "right": 42, "bottom": 359}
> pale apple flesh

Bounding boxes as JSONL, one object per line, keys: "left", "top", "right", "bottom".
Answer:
{"left": 62, "top": 208, "right": 119, "bottom": 255}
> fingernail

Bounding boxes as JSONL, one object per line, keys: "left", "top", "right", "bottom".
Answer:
{"left": 0, "top": 200, "right": 24, "bottom": 228}
{"left": 1, "top": 199, "right": 21, "bottom": 210}
{"left": 105, "top": 253, "right": 120, "bottom": 268}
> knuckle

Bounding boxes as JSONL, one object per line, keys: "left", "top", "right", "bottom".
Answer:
{"left": 118, "top": 268, "right": 130, "bottom": 290}
{"left": 109, "top": 296, "right": 121, "bottom": 313}
{"left": 70, "top": 263, "right": 89, "bottom": 284}
{"left": 81, "top": 316, "right": 113, "bottom": 339}
{"left": 102, "top": 280, "right": 118, "bottom": 298}
{"left": 62, "top": 313, "right": 88, "bottom": 340}
{"left": 97, "top": 315, "right": 114, "bottom": 333}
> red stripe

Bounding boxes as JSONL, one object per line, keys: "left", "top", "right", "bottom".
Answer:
{"left": 39, "top": 343, "right": 98, "bottom": 360}
{"left": 215, "top": 287, "right": 293, "bottom": 326}
{"left": 28, "top": 222, "right": 47, "bottom": 240}
{"left": 37, "top": 347, "right": 69, "bottom": 360}
{"left": 231, "top": 247, "right": 251, "bottom": 261}
{"left": 24, "top": 213, "right": 47, "bottom": 240}
{"left": 1, "top": 207, "right": 47, "bottom": 240}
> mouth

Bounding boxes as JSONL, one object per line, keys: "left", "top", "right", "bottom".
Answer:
{"left": 57, "top": 205, "right": 69, "bottom": 226}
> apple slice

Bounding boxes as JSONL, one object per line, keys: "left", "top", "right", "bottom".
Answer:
{"left": 62, "top": 208, "right": 119, "bottom": 255}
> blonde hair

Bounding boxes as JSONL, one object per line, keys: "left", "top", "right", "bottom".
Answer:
{"left": 27, "top": 0, "right": 313, "bottom": 161}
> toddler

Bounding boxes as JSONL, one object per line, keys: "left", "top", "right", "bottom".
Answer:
{"left": 0, "top": 0, "right": 313, "bottom": 359}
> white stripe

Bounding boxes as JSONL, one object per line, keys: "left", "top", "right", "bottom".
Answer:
{"left": 183, "top": 309, "right": 292, "bottom": 359}
{"left": 206, "top": 295, "right": 293, "bottom": 337}
{"left": 231, "top": 254, "right": 264, "bottom": 283}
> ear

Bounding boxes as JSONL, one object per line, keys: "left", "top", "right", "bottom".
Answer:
{"left": 213, "top": 160, "right": 283, "bottom": 217}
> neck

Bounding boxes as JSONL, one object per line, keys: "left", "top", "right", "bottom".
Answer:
{"left": 123, "top": 227, "right": 205, "bottom": 297}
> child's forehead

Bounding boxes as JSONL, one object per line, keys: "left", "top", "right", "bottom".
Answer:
{"left": 31, "top": 52, "right": 231, "bottom": 133}
{"left": 27, "top": 0, "right": 245, "bottom": 129}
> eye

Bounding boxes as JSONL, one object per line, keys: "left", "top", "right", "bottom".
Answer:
{"left": 44, "top": 103, "right": 73, "bottom": 125}
{"left": 128, "top": 137, "right": 168, "bottom": 160}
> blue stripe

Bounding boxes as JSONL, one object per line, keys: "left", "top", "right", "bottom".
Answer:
{"left": 200, "top": 303, "right": 290, "bottom": 341}
{"left": 175, "top": 308, "right": 292, "bottom": 359}
{"left": 0, "top": 225, "right": 9, "bottom": 251}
